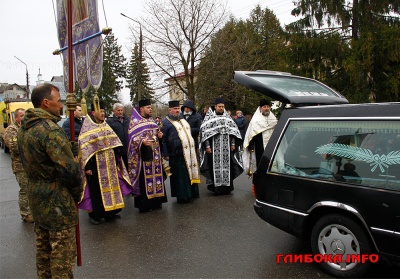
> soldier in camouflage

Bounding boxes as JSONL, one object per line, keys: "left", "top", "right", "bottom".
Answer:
{"left": 3, "top": 108, "right": 33, "bottom": 223}
{"left": 17, "top": 83, "right": 83, "bottom": 278}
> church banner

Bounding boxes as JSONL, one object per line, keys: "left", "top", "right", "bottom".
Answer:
{"left": 56, "top": 0, "right": 103, "bottom": 92}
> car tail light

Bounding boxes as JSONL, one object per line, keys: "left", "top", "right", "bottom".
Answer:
{"left": 252, "top": 184, "right": 256, "bottom": 197}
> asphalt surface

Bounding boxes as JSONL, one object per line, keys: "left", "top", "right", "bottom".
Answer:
{"left": 0, "top": 149, "right": 398, "bottom": 278}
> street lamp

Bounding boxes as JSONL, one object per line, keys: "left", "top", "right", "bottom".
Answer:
{"left": 120, "top": 13, "right": 140, "bottom": 25}
{"left": 14, "top": 56, "right": 30, "bottom": 99}
{"left": 121, "top": 13, "right": 143, "bottom": 102}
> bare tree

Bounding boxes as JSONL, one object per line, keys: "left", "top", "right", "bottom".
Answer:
{"left": 136, "top": 0, "right": 227, "bottom": 103}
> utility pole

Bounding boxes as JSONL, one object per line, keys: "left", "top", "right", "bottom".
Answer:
{"left": 138, "top": 24, "right": 143, "bottom": 102}
{"left": 14, "top": 56, "right": 30, "bottom": 99}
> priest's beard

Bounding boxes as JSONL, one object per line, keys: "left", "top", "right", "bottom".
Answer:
{"left": 141, "top": 112, "right": 150, "bottom": 119}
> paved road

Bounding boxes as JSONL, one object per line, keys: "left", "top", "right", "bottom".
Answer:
{"left": 0, "top": 150, "right": 398, "bottom": 278}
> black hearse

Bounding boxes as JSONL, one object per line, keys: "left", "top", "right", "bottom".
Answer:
{"left": 234, "top": 70, "right": 400, "bottom": 277}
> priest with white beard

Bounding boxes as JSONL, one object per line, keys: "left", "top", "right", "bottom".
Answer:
{"left": 243, "top": 99, "right": 278, "bottom": 176}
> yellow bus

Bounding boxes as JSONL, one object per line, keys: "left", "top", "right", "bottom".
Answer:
{"left": 0, "top": 99, "right": 33, "bottom": 153}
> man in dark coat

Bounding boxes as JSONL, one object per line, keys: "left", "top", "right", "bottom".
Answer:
{"left": 106, "top": 103, "right": 130, "bottom": 167}
{"left": 62, "top": 105, "right": 84, "bottom": 141}
{"left": 180, "top": 99, "right": 202, "bottom": 150}
{"left": 234, "top": 110, "right": 246, "bottom": 150}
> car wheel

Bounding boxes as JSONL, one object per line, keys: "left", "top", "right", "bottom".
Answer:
{"left": 311, "top": 214, "right": 372, "bottom": 278}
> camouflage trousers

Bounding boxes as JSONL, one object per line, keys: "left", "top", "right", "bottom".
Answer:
{"left": 14, "top": 171, "right": 31, "bottom": 219}
{"left": 35, "top": 225, "right": 76, "bottom": 279}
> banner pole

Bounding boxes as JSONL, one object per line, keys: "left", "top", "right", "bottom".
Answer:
{"left": 67, "top": 0, "right": 82, "bottom": 267}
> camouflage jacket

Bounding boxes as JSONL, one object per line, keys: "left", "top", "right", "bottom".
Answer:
{"left": 3, "top": 122, "right": 23, "bottom": 173}
{"left": 17, "top": 108, "right": 83, "bottom": 230}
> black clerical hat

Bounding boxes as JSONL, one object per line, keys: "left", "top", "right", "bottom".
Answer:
{"left": 90, "top": 100, "right": 105, "bottom": 111}
{"left": 139, "top": 99, "right": 151, "bottom": 107}
{"left": 169, "top": 100, "right": 180, "bottom": 108}
{"left": 215, "top": 98, "right": 225, "bottom": 105}
{"left": 259, "top": 99, "right": 271, "bottom": 107}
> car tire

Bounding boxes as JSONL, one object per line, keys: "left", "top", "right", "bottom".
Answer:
{"left": 311, "top": 214, "right": 372, "bottom": 278}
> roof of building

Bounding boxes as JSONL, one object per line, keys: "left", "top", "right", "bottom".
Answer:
{"left": 0, "top": 83, "right": 28, "bottom": 94}
{"left": 51, "top": 76, "right": 64, "bottom": 82}
{"left": 164, "top": 67, "right": 198, "bottom": 82}
{"left": 30, "top": 81, "right": 67, "bottom": 101}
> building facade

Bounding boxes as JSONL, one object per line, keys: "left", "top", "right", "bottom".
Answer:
{"left": 164, "top": 68, "right": 197, "bottom": 104}
{"left": 0, "top": 84, "right": 29, "bottom": 101}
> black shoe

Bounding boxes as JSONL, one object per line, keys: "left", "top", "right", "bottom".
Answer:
{"left": 152, "top": 204, "right": 162, "bottom": 210}
{"left": 139, "top": 208, "right": 150, "bottom": 214}
{"left": 104, "top": 214, "right": 121, "bottom": 222}
{"left": 177, "top": 198, "right": 189, "bottom": 204}
{"left": 105, "top": 214, "right": 121, "bottom": 222}
{"left": 89, "top": 217, "right": 101, "bottom": 225}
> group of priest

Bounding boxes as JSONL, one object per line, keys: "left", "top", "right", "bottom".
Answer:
{"left": 14, "top": 83, "right": 276, "bottom": 278}
{"left": 76, "top": 96, "right": 277, "bottom": 225}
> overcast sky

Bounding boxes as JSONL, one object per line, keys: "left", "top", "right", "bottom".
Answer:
{"left": 0, "top": 0, "right": 297, "bottom": 102}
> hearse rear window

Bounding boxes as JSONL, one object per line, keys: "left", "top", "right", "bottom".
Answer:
{"left": 247, "top": 74, "right": 338, "bottom": 97}
{"left": 271, "top": 120, "right": 400, "bottom": 191}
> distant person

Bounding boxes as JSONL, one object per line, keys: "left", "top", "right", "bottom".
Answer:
{"left": 127, "top": 99, "right": 167, "bottom": 213}
{"left": 180, "top": 99, "right": 202, "bottom": 151}
{"left": 199, "top": 98, "right": 243, "bottom": 195}
{"left": 200, "top": 106, "right": 206, "bottom": 119}
{"left": 227, "top": 110, "right": 234, "bottom": 120}
{"left": 3, "top": 108, "right": 33, "bottom": 223}
{"left": 17, "top": 83, "right": 83, "bottom": 278}
{"left": 234, "top": 110, "right": 246, "bottom": 150}
{"left": 78, "top": 101, "right": 133, "bottom": 225}
{"left": 62, "top": 105, "right": 84, "bottom": 141}
{"left": 162, "top": 100, "right": 200, "bottom": 203}
{"left": 155, "top": 116, "right": 162, "bottom": 126}
{"left": 243, "top": 99, "right": 277, "bottom": 175}
{"left": 106, "top": 103, "right": 130, "bottom": 167}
